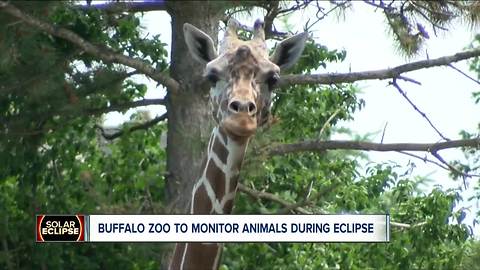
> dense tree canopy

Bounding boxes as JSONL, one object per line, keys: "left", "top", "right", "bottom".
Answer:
{"left": 0, "top": 1, "right": 479, "bottom": 269}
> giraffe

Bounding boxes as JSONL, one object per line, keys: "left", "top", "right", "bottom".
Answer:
{"left": 169, "top": 19, "right": 307, "bottom": 270}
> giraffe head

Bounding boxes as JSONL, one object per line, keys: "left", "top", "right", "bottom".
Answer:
{"left": 184, "top": 19, "right": 307, "bottom": 140}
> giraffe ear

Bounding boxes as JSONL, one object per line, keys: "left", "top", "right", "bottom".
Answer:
{"left": 183, "top": 23, "right": 218, "bottom": 65}
{"left": 270, "top": 32, "right": 308, "bottom": 70}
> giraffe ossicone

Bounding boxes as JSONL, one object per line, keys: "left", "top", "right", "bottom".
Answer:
{"left": 169, "top": 19, "right": 307, "bottom": 270}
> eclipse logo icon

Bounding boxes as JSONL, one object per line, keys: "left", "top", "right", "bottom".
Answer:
{"left": 36, "top": 215, "right": 85, "bottom": 242}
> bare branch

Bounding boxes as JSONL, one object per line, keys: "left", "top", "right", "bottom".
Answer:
{"left": 430, "top": 151, "right": 479, "bottom": 180}
{"left": 263, "top": 1, "right": 282, "bottom": 39}
{"left": 224, "top": 1, "right": 315, "bottom": 39}
{"left": 397, "top": 75, "right": 422, "bottom": 85}
{"left": 391, "top": 221, "right": 427, "bottom": 229}
{"left": 78, "top": 1, "right": 168, "bottom": 13}
{"left": 381, "top": 122, "right": 388, "bottom": 143}
{"left": 238, "top": 183, "right": 312, "bottom": 214}
{"left": 0, "top": 1, "right": 180, "bottom": 92}
{"left": 221, "top": 15, "right": 288, "bottom": 40}
{"left": 89, "top": 98, "right": 166, "bottom": 115}
{"left": 267, "top": 138, "right": 480, "bottom": 156}
{"left": 390, "top": 78, "right": 449, "bottom": 141}
{"left": 277, "top": 182, "right": 341, "bottom": 214}
{"left": 278, "top": 48, "right": 480, "bottom": 87}
{"left": 97, "top": 113, "right": 167, "bottom": 140}
{"left": 319, "top": 108, "right": 341, "bottom": 137}
{"left": 448, "top": 64, "right": 480, "bottom": 86}
{"left": 397, "top": 151, "right": 450, "bottom": 171}
{"left": 362, "top": 0, "right": 394, "bottom": 11}
{"left": 304, "top": 1, "right": 348, "bottom": 33}
{"left": 240, "top": 183, "right": 428, "bottom": 229}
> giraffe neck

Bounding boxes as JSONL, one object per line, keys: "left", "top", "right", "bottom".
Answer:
{"left": 169, "top": 126, "right": 249, "bottom": 270}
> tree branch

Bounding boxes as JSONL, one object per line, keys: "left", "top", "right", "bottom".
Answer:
{"left": 448, "top": 63, "right": 480, "bottom": 86}
{"left": 397, "top": 151, "right": 450, "bottom": 171}
{"left": 268, "top": 138, "right": 480, "bottom": 156}
{"left": 0, "top": 1, "right": 180, "bottom": 92}
{"left": 278, "top": 48, "right": 480, "bottom": 87}
{"left": 78, "top": 1, "right": 168, "bottom": 13}
{"left": 303, "top": 1, "right": 348, "bottom": 33}
{"left": 238, "top": 183, "right": 312, "bottom": 214}
{"left": 239, "top": 183, "right": 428, "bottom": 229}
{"left": 96, "top": 112, "right": 167, "bottom": 140}
{"left": 390, "top": 78, "right": 449, "bottom": 141}
{"left": 88, "top": 98, "right": 166, "bottom": 115}
{"left": 277, "top": 182, "right": 341, "bottom": 214}
{"left": 391, "top": 221, "right": 427, "bottom": 229}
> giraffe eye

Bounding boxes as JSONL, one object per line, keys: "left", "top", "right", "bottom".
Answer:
{"left": 207, "top": 73, "right": 219, "bottom": 84}
{"left": 267, "top": 72, "right": 280, "bottom": 88}
{"left": 205, "top": 68, "right": 220, "bottom": 85}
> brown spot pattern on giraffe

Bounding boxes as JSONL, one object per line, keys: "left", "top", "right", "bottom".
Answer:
{"left": 223, "top": 175, "right": 239, "bottom": 214}
{"left": 218, "top": 126, "right": 228, "bottom": 144}
{"left": 206, "top": 158, "right": 226, "bottom": 204}
{"left": 212, "top": 137, "right": 228, "bottom": 164}
{"left": 192, "top": 183, "right": 212, "bottom": 214}
{"left": 182, "top": 244, "right": 221, "bottom": 270}
{"left": 169, "top": 243, "right": 186, "bottom": 270}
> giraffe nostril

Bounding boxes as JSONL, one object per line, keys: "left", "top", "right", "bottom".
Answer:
{"left": 228, "top": 100, "right": 257, "bottom": 115}
{"left": 248, "top": 102, "right": 257, "bottom": 115}
{"left": 229, "top": 101, "right": 241, "bottom": 113}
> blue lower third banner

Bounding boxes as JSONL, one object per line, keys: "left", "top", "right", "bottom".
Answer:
{"left": 82, "top": 214, "right": 389, "bottom": 243}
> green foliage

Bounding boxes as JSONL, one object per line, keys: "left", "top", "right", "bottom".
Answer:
{"left": 458, "top": 36, "right": 480, "bottom": 224}
{"left": 50, "top": 4, "right": 168, "bottom": 70}
{"left": 294, "top": 40, "right": 346, "bottom": 73}
{"left": 0, "top": 2, "right": 170, "bottom": 269}
{"left": 269, "top": 41, "right": 360, "bottom": 140}
{"left": 470, "top": 34, "right": 480, "bottom": 106}
{"left": 227, "top": 161, "right": 472, "bottom": 269}
{"left": 380, "top": 1, "right": 480, "bottom": 56}
{"left": 461, "top": 240, "right": 480, "bottom": 270}
{"left": 0, "top": 116, "right": 169, "bottom": 269}
{"left": 272, "top": 83, "right": 362, "bottom": 140}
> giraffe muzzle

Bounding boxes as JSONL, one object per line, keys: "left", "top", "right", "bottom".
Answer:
{"left": 228, "top": 99, "right": 257, "bottom": 116}
{"left": 222, "top": 114, "right": 257, "bottom": 138}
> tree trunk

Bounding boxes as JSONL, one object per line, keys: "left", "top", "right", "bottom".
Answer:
{"left": 165, "top": 2, "right": 223, "bottom": 213}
